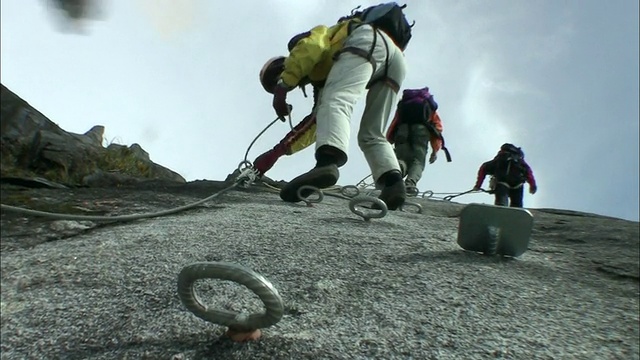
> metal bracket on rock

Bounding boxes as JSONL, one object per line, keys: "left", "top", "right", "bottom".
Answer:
{"left": 177, "top": 262, "right": 284, "bottom": 331}
{"left": 457, "top": 203, "right": 534, "bottom": 257}
{"left": 349, "top": 195, "right": 388, "bottom": 221}
{"left": 297, "top": 185, "right": 324, "bottom": 207}
{"left": 400, "top": 201, "right": 423, "bottom": 214}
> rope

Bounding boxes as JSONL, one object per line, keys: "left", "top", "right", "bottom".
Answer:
{"left": 354, "top": 173, "right": 491, "bottom": 200}
{"left": 442, "top": 188, "right": 491, "bottom": 201}
{"left": 243, "top": 114, "right": 295, "bottom": 165}
{"left": 243, "top": 116, "right": 282, "bottom": 164}
{"left": 0, "top": 175, "right": 252, "bottom": 222}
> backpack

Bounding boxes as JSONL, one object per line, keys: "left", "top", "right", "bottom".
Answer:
{"left": 396, "top": 88, "right": 452, "bottom": 162}
{"left": 494, "top": 143, "right": 527, "bottom": 183}
{"left": 339, "top": 3, "right": 414, "bottom": 51}
{"left": 400, "top": 87, "right": 438, "bottom": 112}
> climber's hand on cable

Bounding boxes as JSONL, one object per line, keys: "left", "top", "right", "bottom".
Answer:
{"left": 272, "top": 81, "right": 292, "bottom": 119}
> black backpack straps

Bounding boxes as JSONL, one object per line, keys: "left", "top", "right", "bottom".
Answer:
{"left": 336, "top": 21, "right": 378, "bottom": 74}
{"left": 440, "top": 138, "right": 452, "bottom": 162}
{"left": 366, "top": 29, "right": 396, "bottom": 91}
{"left": 422, "top": 99, "right": 432, "bottom": 122}
{"left": 425, "top": 120, "right": 452, "bottom": 162}
{"left": 422, "top": 103, "right": 451, "bottom": 162}
{"left": 340, "top": 26, "right": 399, "bottom": 93}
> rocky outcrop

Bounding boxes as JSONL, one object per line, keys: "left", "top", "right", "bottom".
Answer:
{"left": 1, "top": 84, "right": 185, "bottom": 187}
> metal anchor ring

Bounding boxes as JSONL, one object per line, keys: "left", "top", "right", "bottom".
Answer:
{"left": 421, "top": 190, "right": 434, "bottom": 199}
{"left": 297, "top": 185, "right": 323, "bottom": 206}
{"left": 177, "top": 262, "right": 284, "bottom": 331}
{"left": 400, "top": 201, "right": 423, "bottom": 214}
{"left": 340, "top": 185, "right": 360, "bottom": 198}
{"left": 349, "top": 195, "right": 388, "bottom": 221}
{"left": 407, "top": 186, "right": 420, "bottom": 197}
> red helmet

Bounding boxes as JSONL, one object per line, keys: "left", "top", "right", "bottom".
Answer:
{"left": 259, "top": 56, "right": 286, "bottom": 94}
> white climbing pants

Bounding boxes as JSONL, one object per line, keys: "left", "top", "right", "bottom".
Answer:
{"left": 314, "top": 24, "right": 407, "bottom": 182}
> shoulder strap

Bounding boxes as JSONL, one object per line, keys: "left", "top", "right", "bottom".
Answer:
{"left": 422, "top": 108, "right": 451, "bottom": 162}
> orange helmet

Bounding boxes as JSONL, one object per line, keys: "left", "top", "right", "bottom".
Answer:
{"left": 259, "top": 56, "right": 286, "bottom": 94}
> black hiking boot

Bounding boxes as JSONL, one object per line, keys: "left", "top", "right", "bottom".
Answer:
{"left": 279, "top": 164, "right": 340, "bottom": 203}
{"left": 372, "top": 170, "right": 406, "bottom": 210}
{"left": 378, "top": 180, "right": 407, "bottom": 210}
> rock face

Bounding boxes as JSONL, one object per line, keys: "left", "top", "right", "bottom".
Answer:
{"left": 0, "top": 179, "right": 638, "bottom": 359}
{"left": 1, "top": 83, "right": 185, "bottom": 188}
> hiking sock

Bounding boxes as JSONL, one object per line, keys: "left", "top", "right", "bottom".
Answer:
{"left": 380, "top": 170, "right": 403, "bottom": 187}
{"left": 315, "top": 153, "right": 338, "bottom": 168}
{"left": 315, "top": 145, "right": 347, "bottom": 168}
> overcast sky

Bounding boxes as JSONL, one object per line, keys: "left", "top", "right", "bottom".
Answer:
{"left": 1, "top": 0, "right": 638, "bottom": 221}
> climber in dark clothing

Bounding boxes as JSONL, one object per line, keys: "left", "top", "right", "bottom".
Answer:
{"left": 474, "top": 143, "right": 537, "bottom": 208}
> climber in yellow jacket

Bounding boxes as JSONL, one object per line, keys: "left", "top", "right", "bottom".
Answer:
{"left": 258, "top": 4, "right": 412, "bottom": 210}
